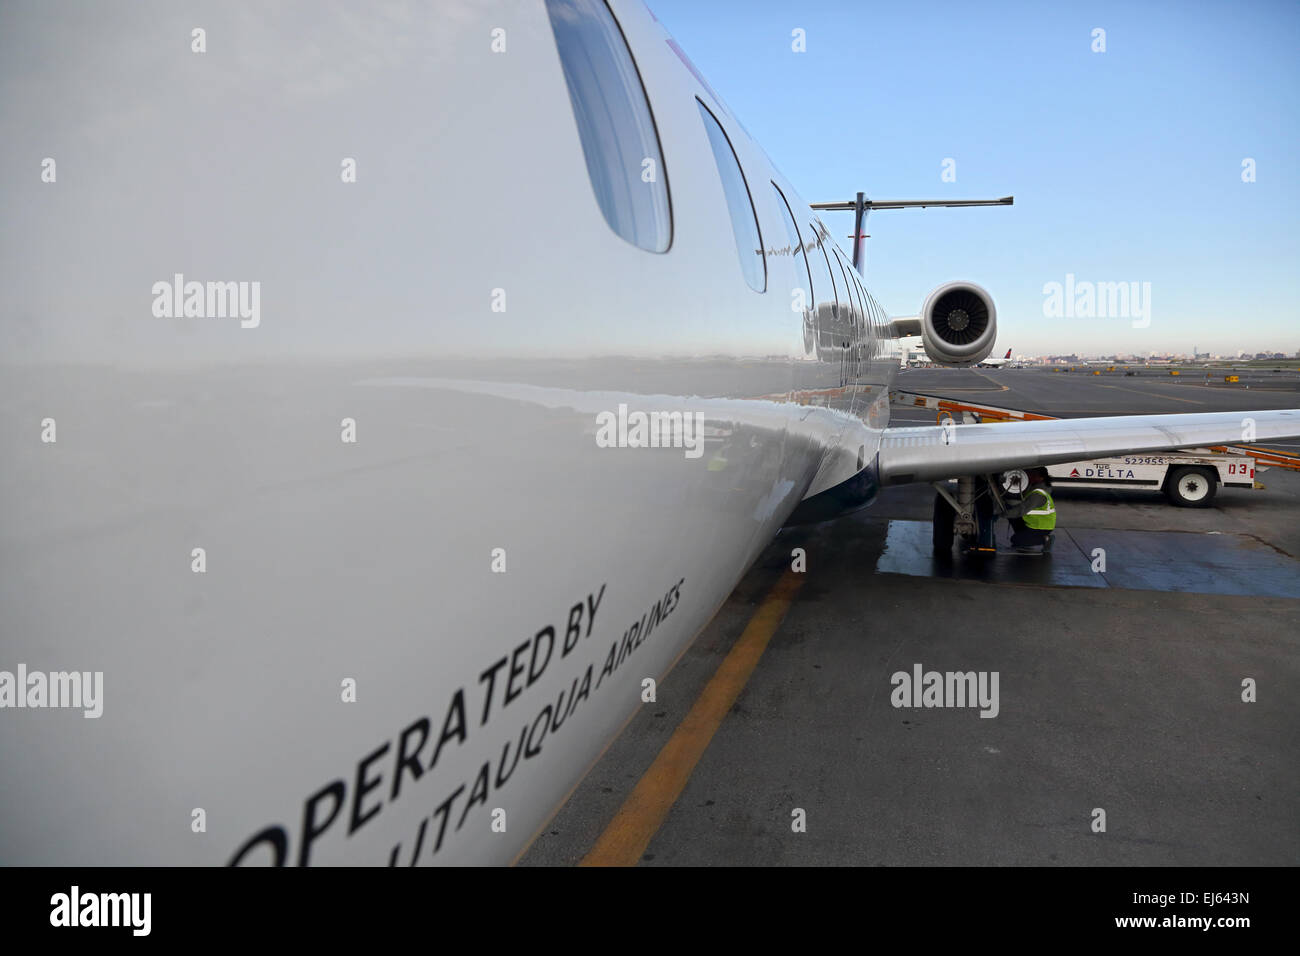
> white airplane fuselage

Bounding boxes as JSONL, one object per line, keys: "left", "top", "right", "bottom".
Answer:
{"left": 7, "top": 0, "right": 1300, "bottom": 869}
{"left": 0, "top": 0, "right": 902, "bottom": 865}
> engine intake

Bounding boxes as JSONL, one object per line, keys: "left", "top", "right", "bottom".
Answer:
{"left": 920, "top": 281, "right": 998, "bottom": 366}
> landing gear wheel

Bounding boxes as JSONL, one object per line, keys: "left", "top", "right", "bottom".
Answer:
{"left": 932, "top": 491, "right": 955, "bottom": 557}
{"left": 1165, "top": 466, "right": 1217, "bottom": 508}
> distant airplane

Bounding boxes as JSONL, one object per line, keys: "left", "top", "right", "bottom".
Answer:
{"left": 3, "top": 0, "right": 1299, "bottom": 868}
{"left": 978, "top": 348, "right": 1015, "bottom": 368}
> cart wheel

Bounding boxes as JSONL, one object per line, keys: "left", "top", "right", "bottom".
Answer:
{"left": 1165, "top": 466, "right": 1217, "bottom": 508}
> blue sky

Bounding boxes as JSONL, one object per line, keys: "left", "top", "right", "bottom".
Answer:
{"left": 647, "top": 0, "right": 1300, "bottom": 356}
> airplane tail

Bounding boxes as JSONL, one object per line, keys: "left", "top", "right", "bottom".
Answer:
{"left": 1004, "top": 348, "right": 1012, "bottom": 359}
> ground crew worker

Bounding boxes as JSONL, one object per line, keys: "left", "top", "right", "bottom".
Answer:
{"left": 1005, "top": 468, "right": 1056, "bottom": 552}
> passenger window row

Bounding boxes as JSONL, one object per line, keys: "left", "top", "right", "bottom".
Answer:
{"left": 547, "top": 0, "right": 879, "bottom": 331}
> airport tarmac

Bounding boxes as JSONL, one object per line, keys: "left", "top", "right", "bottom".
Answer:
{"left": 893, "top": 366, "right": 1300, "bottom": 424}
{"left": 522, "top": 368, "right": 1300, "bottom": 866}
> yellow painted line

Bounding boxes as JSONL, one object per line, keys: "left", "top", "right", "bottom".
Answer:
{"left": 580, "top": 568, "right": 805, "bottom": 867}
{"left": 968, "top": 368, "right": 1011, "bottom": 391}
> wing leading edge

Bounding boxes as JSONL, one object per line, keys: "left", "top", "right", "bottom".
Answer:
{"left": 878, "top": 409, "right": 1300, "bottom": 485}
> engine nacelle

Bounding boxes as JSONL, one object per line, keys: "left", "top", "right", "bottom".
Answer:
{"left": 920, "top": 281, "right": 998, "bottom": 367}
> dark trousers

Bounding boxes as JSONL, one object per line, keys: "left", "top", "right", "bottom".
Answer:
{"left": 1010, "top": 517, "right": 1050, "bottom": 547}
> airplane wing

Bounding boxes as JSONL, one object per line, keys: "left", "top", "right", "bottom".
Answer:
{"left": 878, "top": 409, "right": 1300, "bottom": 484}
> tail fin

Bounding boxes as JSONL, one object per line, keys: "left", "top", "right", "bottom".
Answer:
{"left": 1004, "top": 348, "right": 1012, "bottom": 359}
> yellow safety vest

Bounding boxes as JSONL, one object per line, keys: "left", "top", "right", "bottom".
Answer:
{"left": 1023, "top": 487, "right": 1056, "bottom": 530}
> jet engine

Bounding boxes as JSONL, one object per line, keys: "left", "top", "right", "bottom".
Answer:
{"left": 920, "top": 281, "right": 997, "bottom": 367}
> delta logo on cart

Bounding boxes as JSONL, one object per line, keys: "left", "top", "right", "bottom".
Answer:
{"left": 1069, "top": 466, "right": 1136, "bottom": 479}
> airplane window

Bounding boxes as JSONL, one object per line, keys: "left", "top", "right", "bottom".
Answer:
{"left": 696, "top": 100, "right": 765, "bottom": 291}
{"left": 847, "top": 260, "right": 872, "bottom": 335}
{"left": 867, "top": 291, "right": 883, "bottom": 329}
{"left": 771, "top": 183, "right": 812, "bottom": 311}
{"left": 843, "top": 258, "right": 876, "bottom": 361}
{"left": 858, "top": 278, "right": 873, "bottom": 337}
{"left": 800, "top": 219, "right": 842, "bottom": 354}
{"left": 851, "top": 273, "right": 869, "bottom": 331}
{"left": 808, "top": 220, "right": 839, "bottom": 318}
{"left": 833, "top": 248, "right": 861, "bottom": 332}
{"left": 546, "top": 0, "right": 671, "bottom": 252}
